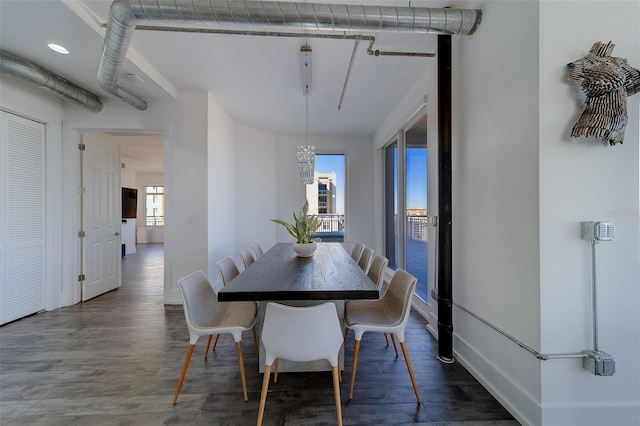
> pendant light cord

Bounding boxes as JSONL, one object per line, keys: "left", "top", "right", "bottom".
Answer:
{"left": 305, "top": 92, "right": 309, "bottom": 145}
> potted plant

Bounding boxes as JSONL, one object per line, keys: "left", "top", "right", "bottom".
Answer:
{"left": 271, "top": 200, "right": 322, "bottom": 257}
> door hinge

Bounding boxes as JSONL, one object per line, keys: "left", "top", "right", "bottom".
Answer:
{"left": 78, "top": 274, "right": 85, "bottom": 282}
{"left": 78, "top": 230, "right": 85, "bottom": 238}
{"left": 78, "top": 143, "right": 86, "bottom": 151}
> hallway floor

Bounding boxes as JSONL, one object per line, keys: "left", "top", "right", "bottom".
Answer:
{"left": 0, "top": 243, "right": 518, "bottom": 425}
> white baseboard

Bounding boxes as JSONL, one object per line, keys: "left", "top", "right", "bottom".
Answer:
{"left": 454, "top": 332, "right": 540, "bottom": 426}
{"left": 454, "top": 333, "right": 640, "bottom": 425}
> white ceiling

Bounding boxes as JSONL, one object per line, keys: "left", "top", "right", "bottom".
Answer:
{"left": 1, "top": 0, "right": 441, "bottom": 167}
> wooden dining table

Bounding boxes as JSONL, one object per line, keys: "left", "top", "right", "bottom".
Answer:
{"left": 218, "top": 242, "right": 379, "bottom": 372}
{"left": 218, "top": 242, "right": 379, "bottom": 302}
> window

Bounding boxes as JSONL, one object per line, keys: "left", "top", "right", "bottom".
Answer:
{"left": 383, "top": 112, "right": 429, "bottom": 301}
{"left": 305, "top": 154, "right": 346, "bottom": 242}
{"left": 145, "top": 186, "right": 164, "bottom": 226}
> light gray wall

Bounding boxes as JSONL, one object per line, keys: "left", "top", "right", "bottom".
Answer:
{"left": 233, "top": 123, "right": 277, "bottom": 259}
{"left": 538, "top": 1, "right": 639, "bottom": 424}
{"left": 451, "top": 1, "right": 542, "bottom": 423}
{"left": 207, "top": 93, "right": 237, "bottom": 286}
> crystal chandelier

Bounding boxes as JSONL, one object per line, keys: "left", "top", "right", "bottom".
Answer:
{"left": 297, "top": 44, "right": 314, "bottom": 185}
{"left": 297, "top": 145, "right": 315, "bottom": 185}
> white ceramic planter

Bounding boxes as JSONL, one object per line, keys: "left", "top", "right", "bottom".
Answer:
{"left": 293, "top": 242, "right": 317, "bottom": 258}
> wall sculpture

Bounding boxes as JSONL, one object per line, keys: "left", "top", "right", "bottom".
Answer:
{"left": 568, "top": 41, "right": 640, "bottom": 145}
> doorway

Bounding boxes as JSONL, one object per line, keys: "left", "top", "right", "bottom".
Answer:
{"left": 78, "top": 130, "right": 165, "bottom": 301}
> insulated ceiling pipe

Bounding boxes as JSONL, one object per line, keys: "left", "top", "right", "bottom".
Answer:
{"left": 99, "top": 0, "right": 482, "bottom": 110}
{"left": 1, "top": 51, "right": 104, "bottom": 113}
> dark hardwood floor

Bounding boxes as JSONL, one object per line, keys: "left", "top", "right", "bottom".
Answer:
{"left": 0, "top": 243, "right": 518, "bottom": 425}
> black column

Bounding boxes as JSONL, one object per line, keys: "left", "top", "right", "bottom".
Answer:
{"left": 437, "top": 34, "right": 454, "bottom": 363}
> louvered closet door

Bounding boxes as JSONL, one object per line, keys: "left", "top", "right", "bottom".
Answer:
{"left": 0, "top": 111, "right": 45, "bottom": 325}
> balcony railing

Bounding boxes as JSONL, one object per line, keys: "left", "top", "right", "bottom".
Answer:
{"left": 406, "top": 215, "right": 428, "bottom": 242}
{"left": 146, "top": 216, "right": 164, "bottom": 226}
{"left": 310, "top": 214, "right": 344, "bottom": 232}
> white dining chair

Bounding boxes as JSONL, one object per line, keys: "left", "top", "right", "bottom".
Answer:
{"left": 257, "top": 302, "right": 344, "bottom": 426}
{"left": 350, "top": 242, "right": 364, "bottom": 262}
{"left": 216, "top": 257, "right": 240, "bottom": 287}
{"left": 210, "top": 257, "right": 243, "bottom": 353}
{"left": 239, "top": 248, "right": 255, "bottom": 270}
{"left": 357, "top": 247, "right": 374, "bottom": 273}
{"left": 251, "top": 243, "right": 264, "bottom": 259}
{"left": 173, "top": 271, "right": 258, "bottom": 404}
{"left": 344, "top": 269, "right": 421, "bottom": 404}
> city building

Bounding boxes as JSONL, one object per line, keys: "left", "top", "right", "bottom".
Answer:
{"left": 306, "top": 171, "right": 337, "bottom": 215}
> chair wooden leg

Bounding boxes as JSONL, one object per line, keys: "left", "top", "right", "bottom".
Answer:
{"left": 400, "top": 341, "right": 421, "bottom": 404}
{"left": 348, "top": 339, "right": 361, "bottom": 400}
{"left": 173, "top": 344, "right": 195, "bottom": 405}
{"left": 331, "top": 366, "right": 343, "bottom": 426}
{"left": 343, "top": 327, "right": 350, "bottom": 345}
{"left": 252, "top": 325, "right": 259, "bottom": 358}
{"left": 257, "top": 364, "right": 271, "bottom": 426}
{"left": 204, "top": 335, "right": 213, "bottom": 359}
{"left": 212, "top": 334, "right": 220, "bottom": 351}
{"left": 235, "top": 342, "right": 248, "bottom": 401}
{"left": 273, "top": 358, "right": 279, "bottom": 383}
{"left": 384, "top": 333, "right": 389, "bottom": 346}
{"left": 390, "top": 334, "right": 399, "bottom": 358}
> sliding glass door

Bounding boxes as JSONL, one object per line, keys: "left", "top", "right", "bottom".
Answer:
{"left": 384, "top": 111, "right": 429, "bottom": 302}
{"left": 405, "top": 115, "right": 428, "bottom": 301}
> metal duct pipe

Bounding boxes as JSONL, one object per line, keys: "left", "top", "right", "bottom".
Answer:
{"left": 1, "top": 51, "right": 104, "bottom": 113}
{"left": 99, "top": 0, "right": 482, "bottom": 110}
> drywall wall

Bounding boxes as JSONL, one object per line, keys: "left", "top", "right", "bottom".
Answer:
{"left": 233, "top": 123, "right": 277, "bottom": 259}
{"left": 538, "top": 1, "right": 640, "bottom": 424}
{"left": 450, "top": 1, "right": 542, "bottom": 424}
{"left": 207, "top": 93, "right": 237, "bottom": 287}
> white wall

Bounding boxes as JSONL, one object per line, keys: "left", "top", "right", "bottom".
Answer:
{"left": 233, "top": 123, "right": 277, "bottom": 260}
{"left": 0, "top": 80, "right": 66, "bottom": 311}
{"left": 539, "top": 1, "right": 640, "bottom": 425}
{"left": 120, "top": 154, "right": 137, "bottom": 188}
{"left": 451, "top": 1, "right": 543, "bottom": 424}
{"left": 207, "top": 94, "right": 237, "bottom": 287}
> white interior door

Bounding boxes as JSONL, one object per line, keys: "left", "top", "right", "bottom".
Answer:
{"left": 0, "top": 111, "right": 46, "bottom": 325}
{"left": 81, "top": 132, "right": 121, "bottom": 301}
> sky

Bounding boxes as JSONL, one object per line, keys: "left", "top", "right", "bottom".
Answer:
{"left": 406, "top": 148, "right": 427, "bottom": 209}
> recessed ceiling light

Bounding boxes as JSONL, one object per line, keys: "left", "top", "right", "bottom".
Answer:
{"left": 48, "top": 43, "right": 69, "bottom": 55}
